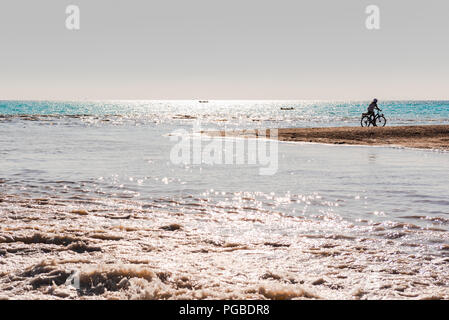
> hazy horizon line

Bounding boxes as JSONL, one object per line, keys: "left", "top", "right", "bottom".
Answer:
{"left": 2, "top": 98, "right": 449, "bottom": 102}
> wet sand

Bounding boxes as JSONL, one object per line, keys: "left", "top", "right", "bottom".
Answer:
{"left": 1, "top": 195, "right": 449, "bottom": 300}
{"left": 206, "top": 125, "right": 449, "bottom": 151}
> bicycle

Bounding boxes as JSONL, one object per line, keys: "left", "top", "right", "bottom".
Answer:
{"left": 361, "top": 110, "right": 387, "bottom": 127}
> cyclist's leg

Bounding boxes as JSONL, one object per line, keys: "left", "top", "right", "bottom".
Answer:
{"left": 373, "top": 113, "right": 378, "bottom": 126}
{"left": 368, "top": 111, "right": 374, "bottom": 125}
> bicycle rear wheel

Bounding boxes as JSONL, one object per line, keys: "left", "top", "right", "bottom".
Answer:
{"left": 376, "top": 116, "right": 387, "bottom": 127}
{"left": 361, "top": 115, "right": 371, "bottom": 127}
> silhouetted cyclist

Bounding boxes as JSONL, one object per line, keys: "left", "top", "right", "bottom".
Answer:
{"left": 366, "top": 98, "right": 381, "bottom": 126}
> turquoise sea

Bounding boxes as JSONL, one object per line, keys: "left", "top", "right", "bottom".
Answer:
{"left": 1, "top": 100, "right": 448, "bottom": 128}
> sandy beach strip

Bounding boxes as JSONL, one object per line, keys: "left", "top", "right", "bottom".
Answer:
{"left": 206, "top": 125, "right": 449, "bottom": 150}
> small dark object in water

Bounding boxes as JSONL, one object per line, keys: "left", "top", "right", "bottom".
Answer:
{"left": 160, "top": 224, "right": 182, "bottom": 231}
{"left": 280, "top": 107, "right": 294, "bottom": 110}
{"left": 312, "top": 278, "right": 326, "bottom": 286}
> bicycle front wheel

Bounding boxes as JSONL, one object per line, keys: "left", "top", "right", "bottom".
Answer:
{"left": 376, "top": 116, "right": 387, "bottom": 127}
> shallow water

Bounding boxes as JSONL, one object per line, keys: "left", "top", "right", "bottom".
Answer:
{"left": 1, "top": 100, "right": 449, "bottom": 299}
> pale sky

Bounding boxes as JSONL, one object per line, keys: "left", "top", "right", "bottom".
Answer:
{"left": 0, "top": 0, "right": 448, "bottom": 100}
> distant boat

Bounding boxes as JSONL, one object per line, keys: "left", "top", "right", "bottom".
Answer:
{"left": 280, "top": 107, "right": 294, "bottom": 110}
{"left": 198, "top": 100, "right": 209, "bottom": 103}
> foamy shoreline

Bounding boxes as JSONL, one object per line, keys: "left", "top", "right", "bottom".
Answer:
{"left": 1, "top": 194, "right": 449, "bottom": 300}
